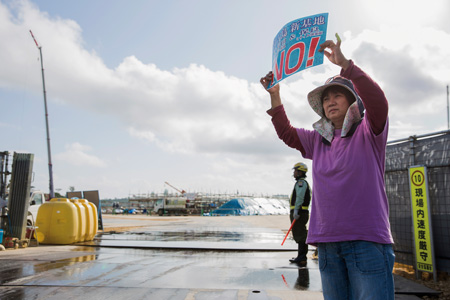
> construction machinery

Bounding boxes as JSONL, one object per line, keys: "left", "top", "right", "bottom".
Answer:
{"left": 164, "top": 181, "right": 186, "bottom": 194}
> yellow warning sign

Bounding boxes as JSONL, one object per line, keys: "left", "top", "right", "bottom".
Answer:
{"left": 409, "top": 166, "right": 434, "bottom": 273}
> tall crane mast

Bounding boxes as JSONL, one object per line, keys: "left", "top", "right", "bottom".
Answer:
{"left": 30, "top": 30, "right": 54, "bottom": 198}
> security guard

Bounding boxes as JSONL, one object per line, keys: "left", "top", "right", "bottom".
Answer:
{"left": 289, "top": 162, "right": 311, "bottom": 264}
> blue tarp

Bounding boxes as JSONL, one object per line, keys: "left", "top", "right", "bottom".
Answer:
{"left": 211, "top": 197, "right": 289, "bottom": 216}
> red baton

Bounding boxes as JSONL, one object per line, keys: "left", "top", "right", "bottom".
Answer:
{"left": 281, "top": 219, "right": 296, "bottom": 246}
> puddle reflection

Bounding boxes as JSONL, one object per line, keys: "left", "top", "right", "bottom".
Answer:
{"left": 294, "top": 268, "right": 310, "bottom": 290}
{"left": 0, "top": 255, "right": 98, "bottom": 287}
{"left": 97, "top": 229, "right": 285, "bottom": 244}
{"left": 1, "top": 230, "right": 322, "bottom": 296}
{"left": 0, "top": 287, "right": 25, "bottom": 300}
{"left": 33, "top": 255, "right": 97, "bottom": 273}
{"left": 281, "top": 268, "right": 311, "bottom": 290}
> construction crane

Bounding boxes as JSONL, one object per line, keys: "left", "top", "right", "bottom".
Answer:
{"left": 30, "top": 30, "right": 55, "bottom": 198}
{"left": 164, "top": 182, "right": 186, "bottom": 194}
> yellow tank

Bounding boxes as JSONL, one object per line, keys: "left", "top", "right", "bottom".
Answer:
{"left": 87, "top": 200, "right": 98, "bottom": 239}
{"left": 35, "top": 198, "right": 79, "bottom": 244}
{"left": 69, "top": 199, "right": 87, "bottom": 242}
{"left": 78, "top": 199, "right": 98, "bottom": 241}
{"left": 88, "top": 201, "right": 98, "bottom": 238}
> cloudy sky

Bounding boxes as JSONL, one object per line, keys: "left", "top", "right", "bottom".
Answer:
{"left": 1, "top": 0, "right": 449, "bottom": 199}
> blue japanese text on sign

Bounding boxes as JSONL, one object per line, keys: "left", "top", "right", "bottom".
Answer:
{"left": 269, "top": 13, "right": 328, "bottom": 89}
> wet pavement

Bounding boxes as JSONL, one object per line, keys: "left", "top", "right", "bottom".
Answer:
{"left": 0, "top": 215, "right": 441, "bottom": 299}
{"left": 0, "top": 215, "right": 323, "bottom": 299}
{"left": 0, "top": 247, "right": 322, "bottom": 299}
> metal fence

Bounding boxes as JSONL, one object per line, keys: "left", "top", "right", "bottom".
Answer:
{"left": 385, "top": 130, "right": 450, "bottom": 273}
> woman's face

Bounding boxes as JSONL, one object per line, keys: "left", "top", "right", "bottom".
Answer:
{"left": 322, "top": 90, "right": 351, "bottom": 129}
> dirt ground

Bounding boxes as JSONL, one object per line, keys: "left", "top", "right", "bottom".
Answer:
{"left": 394, "top": 264, "right": 450, "bottom": 300}
{"left": 100, "top": 214, "right": 450, "bottom": 299}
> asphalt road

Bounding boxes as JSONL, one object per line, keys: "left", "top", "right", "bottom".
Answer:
{"left": 0, "top": 214, "right": 324, "bottom": 300}
{"left": 0, "top": 214, "right": 439, "bottom": 299}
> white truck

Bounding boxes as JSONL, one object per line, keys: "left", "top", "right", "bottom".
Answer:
{"left": 0, "top": 190, "right": 47, "bottom": 244}
{"left": 27, "top": 190, "right": 48, "bottom": 226}
{"left": 154, "top": 197, "right": 187, "bottom": 216}
{"left": 1, "top": 190, "right": 47, "bottom": 226}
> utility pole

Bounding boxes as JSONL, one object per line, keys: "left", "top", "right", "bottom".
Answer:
{"left": 447, "top": 85, "right": 449, "bottom": 130}
{"left": 29, "top": 30, "right": 54, "bottom": 199}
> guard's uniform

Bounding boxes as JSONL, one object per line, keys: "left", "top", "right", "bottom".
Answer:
{"left": 289, "top": 177, "right": 311, "bottom": 262}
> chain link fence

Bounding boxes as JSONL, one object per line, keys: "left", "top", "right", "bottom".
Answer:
{"left": 385, "top": 130, "right": 450, "bottom": 273}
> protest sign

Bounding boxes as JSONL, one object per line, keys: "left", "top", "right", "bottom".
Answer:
{"left": 269, "top": 13, "right": 328, "bottom": 89}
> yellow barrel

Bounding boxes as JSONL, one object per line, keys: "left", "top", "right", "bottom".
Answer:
{"left": 69, "top": 199, "right": 87, "bottom": 242}
{"left": 35, "top": 198, "right": 79, "bottom": 244}
{"left": 87, "top": 199, "right": 98, "bottom": 239}
{"left": 87, "top": 200, "right": 98, "bottom": 239}
{"left": 78, "top": 199, "right": 97, "bottom": 241}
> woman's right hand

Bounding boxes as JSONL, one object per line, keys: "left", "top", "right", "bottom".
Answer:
{"left": 260, "top": 71, "right": 280, "bottom": 95}
{"left": 260, "top": 71, "right": 282, "bottom": 108}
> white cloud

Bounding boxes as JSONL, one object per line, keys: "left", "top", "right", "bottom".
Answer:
{"left": 128, "top": 127, "right": 156, "bottom": 143}
{"left": 3, "top": 1, "right": 449, "bottom": 157}
{"left": 55, "top": 143, "right": 107, "bottom": 167}
{"left": 1, "top": 1, "right": 450, "bottom": 198}
{"left": 335, "top": 27, "right": 450, "bottom": 138}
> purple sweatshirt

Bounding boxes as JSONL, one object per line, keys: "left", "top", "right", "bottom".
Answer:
{"left": 268, "top": 62, "right": 394, "bottom": 245}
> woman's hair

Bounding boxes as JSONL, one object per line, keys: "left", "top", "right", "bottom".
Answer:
{"left": 321, "top": 85, "right": 356, "bottom": 105}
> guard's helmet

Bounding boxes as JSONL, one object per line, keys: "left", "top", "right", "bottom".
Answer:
{"left": 293, "top": 162, "right": 308, "bottom": 173}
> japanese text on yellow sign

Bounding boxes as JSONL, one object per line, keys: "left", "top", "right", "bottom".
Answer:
{"left": 409, "top": 166, "right": 434, "bottom": 273}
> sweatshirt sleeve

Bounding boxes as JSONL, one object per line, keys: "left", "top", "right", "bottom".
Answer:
{"left": 341, "top": 60, "right": 388, "bottom": 135}
{"left": 267, "top": 105, "right": 305, "bottom": 155}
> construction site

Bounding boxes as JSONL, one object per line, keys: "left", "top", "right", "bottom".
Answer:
{"left": 1, "top": 14, "right": 449, "bottom": 299}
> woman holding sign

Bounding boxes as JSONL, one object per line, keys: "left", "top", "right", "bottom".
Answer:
{"left": 260, "top": 35, "right": 395, "bottom": 300}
